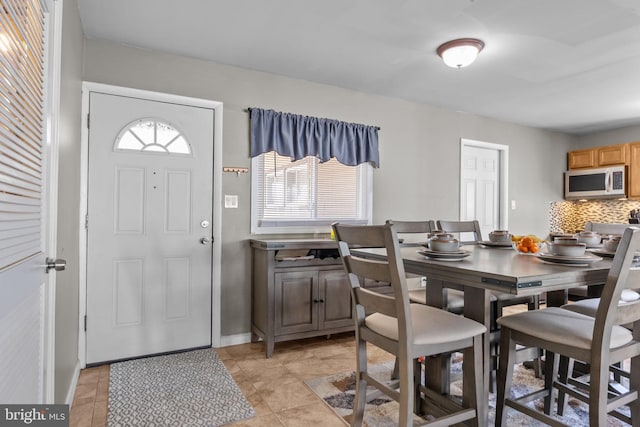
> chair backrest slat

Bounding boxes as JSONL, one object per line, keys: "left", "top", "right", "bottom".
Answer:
{"left": 386, "top": 219, "right": 436, "bottom": 234}
{"left": 345, "top": 256, "right": 393, "bottom": 284}
{"left": 437, "top": 219, "right": 483, "bottom": 243}
{"left": 355, "top": 287, "right": 398, "bottom": 317}
{"left": 386, "top": 219, "right": 437, "bottom": 246}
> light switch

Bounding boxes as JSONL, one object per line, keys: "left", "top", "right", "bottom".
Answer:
{"left": 225, "top": 195, "right": 238, "bottom": 208}
{"left": 511, "top": 200, "right": 517, "bottom": 210}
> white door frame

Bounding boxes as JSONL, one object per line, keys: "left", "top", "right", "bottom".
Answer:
{"left": 459, "top": 138, "right": 509, "bottom": 230}
{"left": 78, "top": 82, "right": 223, "bottom": 368}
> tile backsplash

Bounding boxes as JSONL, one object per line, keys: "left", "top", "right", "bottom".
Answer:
{"left": 549, "top": 199, "right": 640, "bottom": 233}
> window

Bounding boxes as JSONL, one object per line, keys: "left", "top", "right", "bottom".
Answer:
{"left": 115, "top": 119, "right": 191, "bottom": 155}
{"left": 251, "top": 151, "right": 372, "bottom": 233}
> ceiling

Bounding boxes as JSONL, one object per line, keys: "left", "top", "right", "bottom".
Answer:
{"left": 76, "top": 0, "right": 640, "bottom": 135}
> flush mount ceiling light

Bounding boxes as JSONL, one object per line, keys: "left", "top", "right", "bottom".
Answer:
{"left": 437, "top": 38, "right": 485, "bottom": 68}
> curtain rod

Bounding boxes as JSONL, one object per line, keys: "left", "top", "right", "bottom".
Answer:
{"left": 246, "top": 107, "right": 381, "bottom": 131}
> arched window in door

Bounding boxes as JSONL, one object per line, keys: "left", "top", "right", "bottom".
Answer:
{"left": 114, "top": 119, "right": 192, "bottom": 155}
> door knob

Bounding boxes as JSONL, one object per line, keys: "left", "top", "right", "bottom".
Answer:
{"left": 46, "top": 257, "right": 66, "bottom": 273}
{"left": 200, "top": 237, "right": 211, "bottom": 245}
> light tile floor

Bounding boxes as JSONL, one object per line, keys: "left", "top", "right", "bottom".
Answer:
{"left": 69, "top": 304, "right": 530, "bottom": 426}
{"left": 69, "top": 332, "right": 393, "bottom": 427}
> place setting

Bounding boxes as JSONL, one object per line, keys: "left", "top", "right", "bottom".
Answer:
{"left": 418, "top": 233, "right": 471, "bottom": 261}
{"left": 479, "top": 229, "right": 520, "bottom": 248}
{"left": 536, "top": 240, "right": 603, "bottom": 266}
{"left": 587, "top": 233, "right": 621, "bottom": 258}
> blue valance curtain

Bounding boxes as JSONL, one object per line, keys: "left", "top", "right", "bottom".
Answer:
{"left": 250, "top": 108, "right": 379, "bottom": 168}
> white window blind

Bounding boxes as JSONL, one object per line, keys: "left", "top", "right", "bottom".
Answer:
{"left": 252, "top": 151, "right": 371, "bottom": 232}
{"left": 0, "top": 0, "right": 46, "bottom": 270}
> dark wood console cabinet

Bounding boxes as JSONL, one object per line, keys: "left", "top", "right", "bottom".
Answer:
{"left": 250, "top": 238, "right": 355, "bottom": 357}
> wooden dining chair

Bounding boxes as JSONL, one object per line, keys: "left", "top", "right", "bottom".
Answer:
{"left": 495, "top": 227, "right": 640, "bottom": 426}
{"left": 557, "top": 283, "right": 640, "bottom": 414}
{"left": 385, "top": 219, "right": 465, "bottom": 313}
{"left": 332, "top": 222, "right": 486, "bottom": 427}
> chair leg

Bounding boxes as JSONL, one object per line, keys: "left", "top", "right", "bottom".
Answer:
{"left": 496, "top": 327, "right": 516, "bottom": 427}
{"left": 391, "top": 357, "right": 399, "bottom": 380}
{"left": 462, "top": 335, "right": 483, "bottom": 427}
{"left": 630, "top": 354, "right": 640, "bottom": 427}
{"left": 397, "top": 353, "right": 414, "bottom": 427}
{"left": 588, "top": 357, "right": 610, "bottom": 427}
{"left": 557, "top": 356, "right": 574, "bottom": 416}
{"left": 352, "top": 337, "right": 368, "bottom": 427}
{"left": 543, "top": 351, "right": 559, "bottom": 415}
{"left": 413, "top": 358, "right": 423, "bottom": 416}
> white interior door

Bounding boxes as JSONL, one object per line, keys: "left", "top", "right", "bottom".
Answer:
{"left": 86, "top": 92, "right": 214, "bottom": 364}
{"left": 461, "top": 144, "right": 502, "bottom": 239}
{"left": 0, "top": 0, "right": 60, "bottom": 403}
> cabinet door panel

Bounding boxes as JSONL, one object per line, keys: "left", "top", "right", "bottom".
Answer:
{"left": 568, "top": 149, "right": 596, "bottom": 169}
{"left": 598, "top": 144, "right": 627, "bottom": 166}
{"left": 274, "top": 271, "right": 318, "bottom": 335}
{"left": 318, "top": 269, "right": 353, "bottom": 329}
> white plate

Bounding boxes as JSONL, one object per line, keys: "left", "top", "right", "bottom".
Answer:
{"left": 417, "top": 249, "right": 471, "bottom": 261}
{"left": 588, "top": 248, "right": 616, "bottom": 258}
{"left": 479, "top": 240, "right": 513, "bottom": 248}
{"left": 418, "top": 248, "right": 469, "bottom": 255}
{"left": 537, "top": 252, "right": 603, "bottom": 266}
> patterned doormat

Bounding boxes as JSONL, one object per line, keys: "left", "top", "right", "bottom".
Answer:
{"left": 108, "top": 348, "right": 255, "bottom": 426}
{"left": 305, "top": 358, "right": 629, "bottom": 426}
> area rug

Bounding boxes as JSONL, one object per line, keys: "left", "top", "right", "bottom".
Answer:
{"left": 305, "top": 356, "right": 629, "bottom": 426}
{"left": 108, "top": 348, "right": 255, "bottom": 426}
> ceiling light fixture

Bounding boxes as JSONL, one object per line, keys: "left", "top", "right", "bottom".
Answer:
{"left": 437, "top": 38, "right": 485, "bottom": 68}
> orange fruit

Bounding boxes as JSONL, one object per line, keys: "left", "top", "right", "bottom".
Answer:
{"left": 517, "top": 244, "right": 528, "bottom": 253}
{"left": 529, "top": 244, "right": 539, "bottom": 253}
{"left": 521, "top": 237, "right": 534, "bottom": 247}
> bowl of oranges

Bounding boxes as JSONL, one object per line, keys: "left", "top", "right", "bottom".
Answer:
{"left": 511, "top": 235, "right": 545, "bottom": 255}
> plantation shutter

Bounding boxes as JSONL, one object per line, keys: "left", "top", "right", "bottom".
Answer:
{"left": 0, "top": 0, "right": 46, "bottom": 270}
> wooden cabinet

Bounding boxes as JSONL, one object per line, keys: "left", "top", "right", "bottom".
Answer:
{"left": 568, "top": 148, "right": 597, "bottom": 169}
{"left": 598, "top": 144, "right": 628, "bottom": 166}
{"left": 251, "top": 238, "right": 355, "bottom": 357}
{"left": 629, "top": 142, "right": 640, "bottom": 199}
{"left": 273, "top": 269, "right": 352, "bottom": 337}
{"left": 568, "top": 144, "right": 628, "bottom": 169}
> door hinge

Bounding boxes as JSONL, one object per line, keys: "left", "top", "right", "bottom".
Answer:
{"left": 86, "top": 113, "right": 90, "bottom": 129}
{"left": 85, "top": 214, "right": 89, "bottom": 229}
{"left": 84, "top": 315, "right": 87, "bottom": 331}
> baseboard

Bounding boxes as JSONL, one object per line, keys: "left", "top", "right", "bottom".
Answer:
{"left": 65, "top": 360, "right": 81, "bottom": 407}
{"left": 218, "top": 333, "right": 252, "bottom": 348}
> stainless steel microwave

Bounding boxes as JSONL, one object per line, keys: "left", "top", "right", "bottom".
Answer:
{"left": 564, "top": 166, "right": 627, "bottom": 200}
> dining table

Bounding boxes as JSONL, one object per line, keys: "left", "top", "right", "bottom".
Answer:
{"left": 353, "top": 242, "right": 613, "bottom": 425}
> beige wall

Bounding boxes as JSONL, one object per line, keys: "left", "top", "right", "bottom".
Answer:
{"left": 55, "top": 0, "right": 84, "bottom": 402}
{"left": 82, "top": 39, "right": 574, "bottom": 337}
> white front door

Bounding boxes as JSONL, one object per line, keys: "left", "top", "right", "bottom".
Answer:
{"left": 86, "top": 92, "right": 214, "bottom": 364}
{"left": 460, "top": 142, "right": 506, "bottom": 239}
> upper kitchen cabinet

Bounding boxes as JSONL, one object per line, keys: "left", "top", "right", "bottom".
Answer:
{"left": 568, "top": 148, "right": 596, "bottom": 169}
{"left": 568, "top": 144, "right": 628, "bottom": 169}
{"left": 629, "top": 142, "right": 640, "bottom": 199}
{"left": 598, "top": 144, "right": 628, "bottom": 166}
